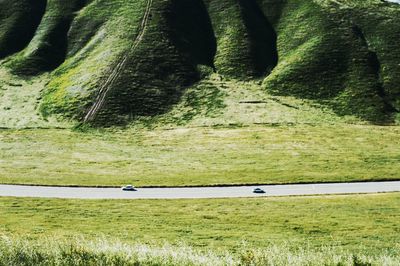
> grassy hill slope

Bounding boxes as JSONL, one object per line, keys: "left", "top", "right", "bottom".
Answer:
{"left": 0, "top": 0, "right": 399, "bottom": 126}
{"left": 0, "top": 0, "right": 46, "bottom": 59}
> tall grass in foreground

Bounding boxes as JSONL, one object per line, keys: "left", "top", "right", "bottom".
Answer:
{"left": 0, "top": 236, "right": 399, "bottom": 266}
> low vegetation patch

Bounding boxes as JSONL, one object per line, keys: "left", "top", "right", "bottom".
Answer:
{"left": 0, "top": 236, "right": 399, "bottom": 266}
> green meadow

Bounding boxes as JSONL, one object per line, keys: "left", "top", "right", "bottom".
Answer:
{"left": 0, "top": 125, "right": 399, "bottom": 187}
{"left": 1, "top": 193, "right": 399, "bottom": 251}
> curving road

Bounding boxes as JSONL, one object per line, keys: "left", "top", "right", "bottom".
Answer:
{"left": 0, "top": 181, "right": 399, "bottom": 199}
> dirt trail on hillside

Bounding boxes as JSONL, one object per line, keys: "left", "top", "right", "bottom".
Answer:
{"left": 84, "top": 0, "right": 153, "bottom": 122}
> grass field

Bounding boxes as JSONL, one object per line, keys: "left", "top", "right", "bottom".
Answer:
{"left": 0, "top": 193, "right": 399, "bottom": 252}
{"left": 0, "top": 125, "right": 399, "bottom": 187}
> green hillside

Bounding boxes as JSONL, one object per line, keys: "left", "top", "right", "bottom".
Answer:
{"left": 0, "top": 0, "right": 399, "bottom": 126}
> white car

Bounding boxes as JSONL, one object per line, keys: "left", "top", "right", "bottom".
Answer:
{"left": 122, "top": 185, "right": 136, "bottom": 191}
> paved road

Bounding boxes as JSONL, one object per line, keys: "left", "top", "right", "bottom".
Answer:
{"left": 0, "top": 181, "right": 399, "bottom": 199}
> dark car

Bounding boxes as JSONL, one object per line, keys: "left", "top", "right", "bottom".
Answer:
{"left": 253, "top": 188, "right": 266, "bottom": 194}
{"left": 122, "top": 185, "right": 137, "bottom": 191}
